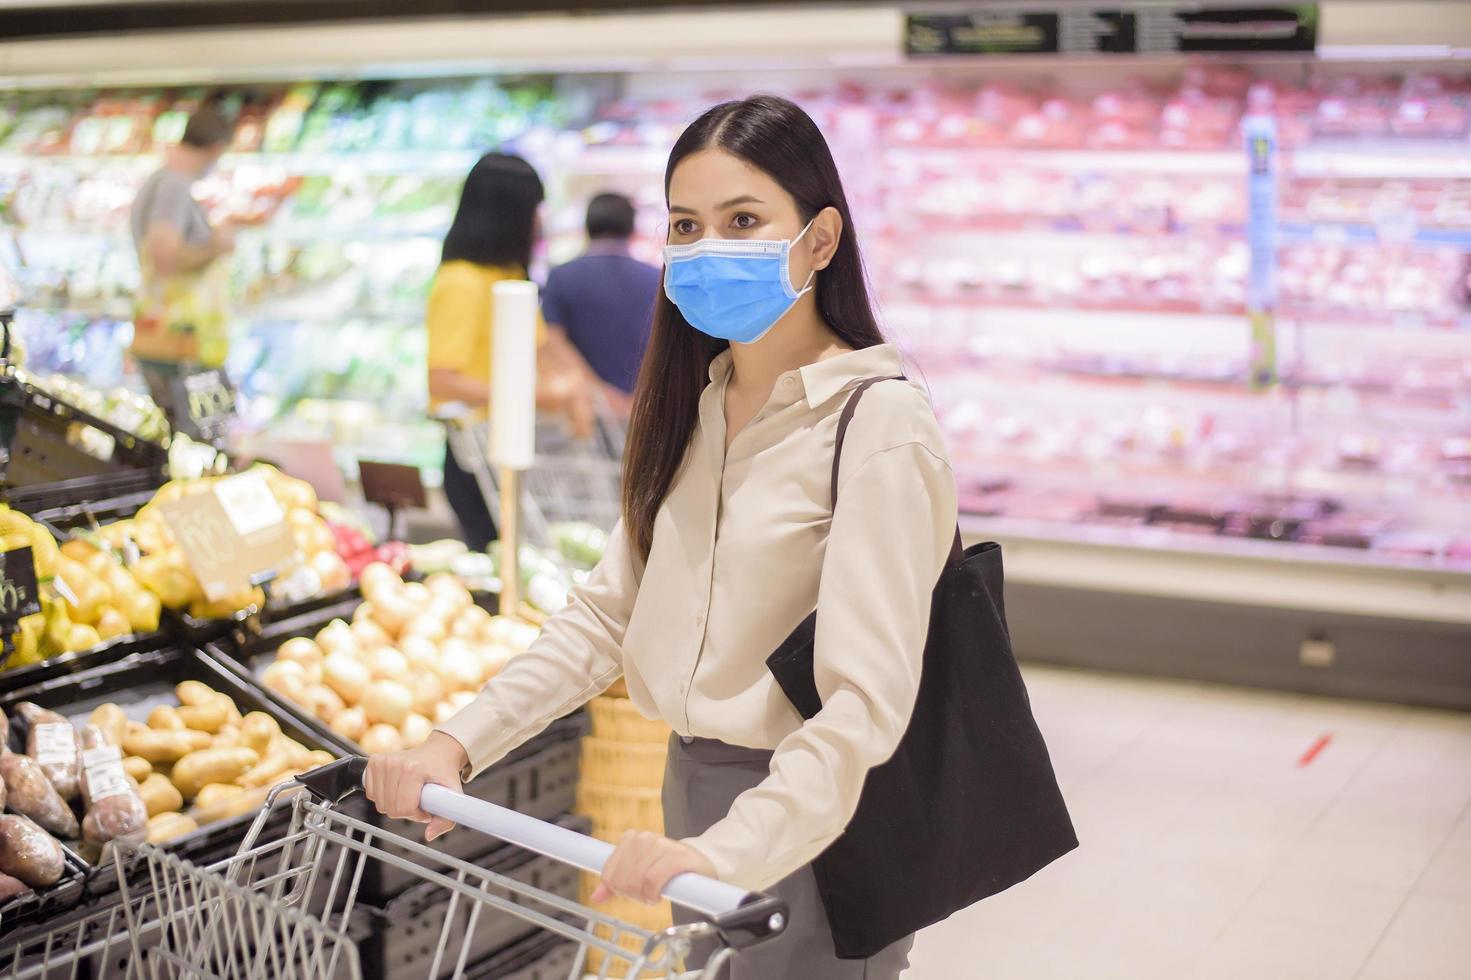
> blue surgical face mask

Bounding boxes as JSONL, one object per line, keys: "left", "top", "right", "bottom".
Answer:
{"left": 663, "top": 220, "right": 816, "bottom": 344}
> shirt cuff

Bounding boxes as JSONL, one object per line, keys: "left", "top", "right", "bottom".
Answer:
{"left": 433, "top": 698, "right": 517, "bottom": 781}
{"left": 680, "top": 827, "right": 782, "bottom": 894}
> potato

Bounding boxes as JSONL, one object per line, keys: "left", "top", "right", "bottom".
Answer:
{"left": 176, "top": 701, "right": 228, "bottom": 734}
{"left": 146, "top": 812, "right": 198, "bottom": 844}
{"left": 174, "top": 681, "right": 219, "bottom": 708}
{"left": 191, "top": 785, "right": 269, "bottom": 825}
{"left": 237, "top": 745, "right": 295, "bottom": 789}
{"left": 240, "top": 713, "right": 281, "bottom": 755}
{"left": 303, "top": 750, "right": 333, "bottom": 770}
{"left": 137, "top": 773, "right": 183, "bottom": 817}
{"left": 363, "top": 680, "right": 412, "bottom": 728}
{"left": 123, "top": 724, "right": 211, "bottom": 764}
{"left": 323, "top": 652, "right": 371, "bottom": 706}
{"left": 170, "top": 748, "right": 260, "bottom": 799}
{"left": 123, "top": 756, "right": 153, "bottom": 782}
{"left": 193, "top": 784, "right": 244, "bottom": 808}
{"left": 400, "top": 713, "right": 433, "bottom": 748}
{"left": 438, "top": 643, "right": 482, "bottom": 693}
{"left": 212, "top": 725, "right": 242, "bottom": 749}
{"left": 89, "top": 704, "right": 128, "bottom": 747}
{"left": 329, "top": 708, "right": 367, "bottom": 743}
{"left": 282, "top": 739, "right": 314, "bottom": 768}
{"left": 261, "top": 660, "right": 308, "bottom": 704}
{"left": 360, "top": 725, "right": 403, "bottom": 755}
{"left": 147, "top": 706, "right": 186, "bottom": 731}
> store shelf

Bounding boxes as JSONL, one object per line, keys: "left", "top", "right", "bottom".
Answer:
{"left": 882, "top": 145, "right": 1246, "bottom": 176}
{"left": 962, "top": 514, "right": 1471, "bottom": 625}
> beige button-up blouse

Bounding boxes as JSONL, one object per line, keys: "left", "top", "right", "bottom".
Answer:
{"left": 437, "top": 342, "right": 957, "bottom": 891}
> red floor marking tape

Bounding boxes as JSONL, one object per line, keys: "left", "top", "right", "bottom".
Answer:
{"left": 1298, "top": 734, "right": 1332, "bottom": 767}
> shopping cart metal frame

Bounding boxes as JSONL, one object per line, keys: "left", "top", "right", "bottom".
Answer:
{"left": 1, "top": 757, "right": 785, "bottom": 980}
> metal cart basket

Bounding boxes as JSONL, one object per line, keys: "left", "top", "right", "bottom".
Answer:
{"left": 444, "top": 404, "right": 626, "bottom": 549}
{"left": 1, "top": 757, "right": 784, "bottom": 980}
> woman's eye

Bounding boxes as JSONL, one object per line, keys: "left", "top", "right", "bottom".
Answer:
{"left": 673, "top": 219, "right": 697, "bottom": 236}
{"left": 731, "top": 213, "right": 758, "bottom": 230}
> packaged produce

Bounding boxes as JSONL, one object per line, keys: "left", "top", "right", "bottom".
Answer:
{"left": 0, "top": 751, "right": 80, "bottom": 839}
{"left": 17, "top": 703, "right": 82, "bottom": 802}
{"left": 0, "top": 815, "right": 65, "bottom": 888}
{"left": 78, "top": 726, "right": 149, "bottom": 856}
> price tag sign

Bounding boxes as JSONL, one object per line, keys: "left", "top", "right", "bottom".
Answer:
{"left": 159, "top": 472, "right": 296, "bottom": 602}
{"left": 0, "top": 546, "right": 43, "bottom": 626}
{"left": 171, "top": 368, "right": 237, "bottom": 443}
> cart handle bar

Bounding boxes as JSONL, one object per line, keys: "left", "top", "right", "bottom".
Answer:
{"left": 294, "top": 755, "right": 787, "bottom": 949}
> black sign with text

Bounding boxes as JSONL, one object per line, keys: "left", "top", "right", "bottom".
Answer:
{"left": 907, "top": 5, "right": 1318, "bottom": 57}
{"left": 0, "top": 546, "right": 43, "bottom": 626}
{"left": 171, "top": 368, "right": 237, "bottom": 443}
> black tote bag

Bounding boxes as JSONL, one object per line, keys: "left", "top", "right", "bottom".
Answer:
{"left": 766, "top": 376, "right": 1078, "bottom": 959}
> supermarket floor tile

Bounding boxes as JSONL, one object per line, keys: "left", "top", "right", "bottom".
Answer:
{"left": 900, "top": 664, "right": 1471, "bottom": 979}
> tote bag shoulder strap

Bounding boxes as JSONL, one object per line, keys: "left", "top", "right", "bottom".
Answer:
{"left": 831, "top": 375, "right": 965, "bottom": 566}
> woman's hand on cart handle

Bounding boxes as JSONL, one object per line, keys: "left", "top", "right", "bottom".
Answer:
{"left": 362, "top": 731, "right": 469, "bottom": 842}
{"left": 591, "top": 830, "right": 720, "bottom": 906}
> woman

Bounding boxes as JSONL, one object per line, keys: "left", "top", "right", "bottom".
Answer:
{"left": 370, "top": 97, "right": 956, "bottom": 977}
{"left": 427, "top": 152, "right": 594, "bottom": 550}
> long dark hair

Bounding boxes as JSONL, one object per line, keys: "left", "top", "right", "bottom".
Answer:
{"left": 441, "top": 153, "right": 544, "bottom": 270}
{"left": 621, "top": 95, "right": 887, "bottom": 559}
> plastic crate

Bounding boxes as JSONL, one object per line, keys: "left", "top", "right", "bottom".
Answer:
{"left": 1, "top": 375, "right": 169, "bottom": 488}
{"left": 206, "top": 600, "right": 589, "bottom": 902}
{"left": 0, "top": 842, "right": 90, "bottom": 946}
{"left": 356, "top": 815, "right": 588, "bottom": 980}
{"left": 6, "top": 468, "right": 164, "bottom": 522}
{"left": 0, "top": 644, "right": 342, "bottom": 879}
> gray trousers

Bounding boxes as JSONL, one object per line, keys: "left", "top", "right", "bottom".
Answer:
{"left": 661, "top": 735, "right": 914, "bottom": 979}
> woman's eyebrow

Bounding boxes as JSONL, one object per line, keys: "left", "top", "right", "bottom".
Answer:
{"left": 667, "top": 195, "right": 765, "bottom": 215}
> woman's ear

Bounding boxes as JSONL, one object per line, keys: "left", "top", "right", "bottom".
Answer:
{"left": 810, "top": 206, "right": 843, "bottom": 271}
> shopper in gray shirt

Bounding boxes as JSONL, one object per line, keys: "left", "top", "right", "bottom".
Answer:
{"left": 129, "top": 106, "right": 236, "bottom": 419}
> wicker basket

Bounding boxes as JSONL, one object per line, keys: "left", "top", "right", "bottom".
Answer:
{"left": 581, "top": 737, "right": 668, "bottom": 789}
{"left": 576, "top": 781, "right": 665, "bottom": 840}
{"left": 588, "top": 695, "right": 671, "bottom": 744}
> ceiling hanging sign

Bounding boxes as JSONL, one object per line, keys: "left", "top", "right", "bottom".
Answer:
{"left": 906, "top": 5, "right": 1319, "bottom": 58}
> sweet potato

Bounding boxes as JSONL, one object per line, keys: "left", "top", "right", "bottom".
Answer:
{"left": 78, "top": 726, "right": 148, "bottom": 855}
{"left": 145, "top": 812, "right": 198, "bottom": 844}
{"left": 137, "top": 773, "right": 183, "bottom": 818}
{"left": 18, "top": 704, "right": 81, "bottom": 803}
{"left": 0, "top": 815, "right": 65, "bottom": 887}
{"left": 147, "top": 706, "right": 186, "bottom": 731}
{"left": 0, "top": 871, "right": 29, "bottom": 903}
{"left": 169, "top": 747, "right": 259, "bottom": 799}
{"left": 0, "top": 753, "right": 79, "bottom": 839}
{"left": 88, "top": 704, "right": 128, "bottom": 747}
{"left": 121, "top": 724, "right": 210, "bottom": 764}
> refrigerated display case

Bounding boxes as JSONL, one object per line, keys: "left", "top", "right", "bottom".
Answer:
{"left": 2, "top": 57, "right": 1469, "bottom": 701}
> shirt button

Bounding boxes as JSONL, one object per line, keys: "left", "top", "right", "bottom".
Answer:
{"left": 680, "top": 735, "right": 694, "bottom": 745}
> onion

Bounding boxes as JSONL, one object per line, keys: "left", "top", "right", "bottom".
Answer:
{"left": 329, "top": 707, "right": 367, "bottom": 742}
{"left": 439, "top": 644, "right": 482, "bottom": 693}
{"left": 359, "top": 563, "right": 402, "bottom": 604}
{"left": 363, "top": 680, "right": 413, "bottom": 727}
{"left": 303, "top": 684, "right": 346, "bottom": 722}
{"left": 316, "top": 619, "right": 358, "bottom": 657}
{"left": 402, "top": 614, "right": 447, "bottom": 645}
{"left": 361, "top": 724, "right": 404, "bottom": 755}
{"left": 371, "top": 592, "right": 415, "bottom": 637}
{"left": 323, "top": 651, "right": 372, "bottom": 705}
{"left": 351, "top": 616, "right": 392, "bottom": 651}
{"left": 401, "top": 582, "right": 431, "bottom": 607}
{"left": 411, "top": 672, "right": 445, "bottom": 716}
{"left": 277, "top": 637, "right": 323, "bottom": 667}
{"left": 366, "top": 646, "right": 410, "bottom": 682}
{"left": 400, "top": 713, "right": 434, "bottom": 748}
{"left": 262, "top": 660, "right": 307, "bottom": 703}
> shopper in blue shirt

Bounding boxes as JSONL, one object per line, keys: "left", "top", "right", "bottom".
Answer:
{"left": 541, "top": 193, "right": 659, "bottom": 406}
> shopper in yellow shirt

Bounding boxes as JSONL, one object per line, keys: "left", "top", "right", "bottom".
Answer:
{"left": 427, "top": 152, "right": 593, "bottom": 549}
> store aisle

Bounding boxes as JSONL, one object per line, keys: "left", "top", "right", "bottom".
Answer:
{"left": 904, "top": 666, "right": 1471, "bottom": 980}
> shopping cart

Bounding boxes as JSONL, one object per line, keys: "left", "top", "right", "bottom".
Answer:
{"left": 1, "top": 756, "right": 785, "bottom": 980}
{"left": 443, "top": 400, "right": 626, "bottom": 549}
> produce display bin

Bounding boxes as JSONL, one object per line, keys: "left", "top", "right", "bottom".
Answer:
{"left": 0, "top": 644, "right": 342, "bottom": 879}
{"left": 207, "top": 600, "right": 588, "bottom": 902}
{"left": 355, "top": 815, "right": 589, "bottom": 979}
{"left": 6, "top": 468, "right": 164, "bottom": 523}
{"left": 0, "top": 842, "right": 90, "bottom": 943}
{"left": 0, "top": 375, "right": 169, "bottom": 488}
{"left": 0, "top": 629, "right": 170, "bottom": 698}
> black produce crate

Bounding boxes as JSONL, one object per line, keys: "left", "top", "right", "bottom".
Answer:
{"left": 7, "top": 468, "right": 164, "bottom": 522}
{"left": 357, "top": 815, "right": 588, "bottom": 980}
{"left": 0, "top": 843, "right": 91, "bottom": 944}
{"left": 0, "top": 629, "right": 171, "bottom": 697}
{"left": 0, "top": 645, "right": 342, "bottom": 879}
{"left": 465, "top": 932, "right": 576, "bottom": 980}
{"left": 1, "top": 376, "right": 169, "bottom": 488}
{"left": 209, "top": 600, "right": 588, "bottom": 902}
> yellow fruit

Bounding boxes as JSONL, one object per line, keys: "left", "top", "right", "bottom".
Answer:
{"left": 101, "top": 563, "right": 140, "bottom": 601}
{"left": 67, "top": 623, "right": 102, "bottom": 653}
{"left": 95, "top": 606, "right": 131, "bottom": 641}
{"left": 121, "top": 589, "right": 162, "bottom": 633}
{"left": 134, "top": 554, "right": 195, "bottom": 609}
{"left": 57, "top": 561, "right": 107, "bottom": 625}
{"left": 27, "top": 525, "right": 60, "bottom": 579}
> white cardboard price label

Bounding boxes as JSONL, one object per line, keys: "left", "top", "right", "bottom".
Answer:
{"left": 34, "top": 722, "right": 76, "bottom": 765}
{"left": 214, "top": 471, "right": 286, "bottom": 537}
